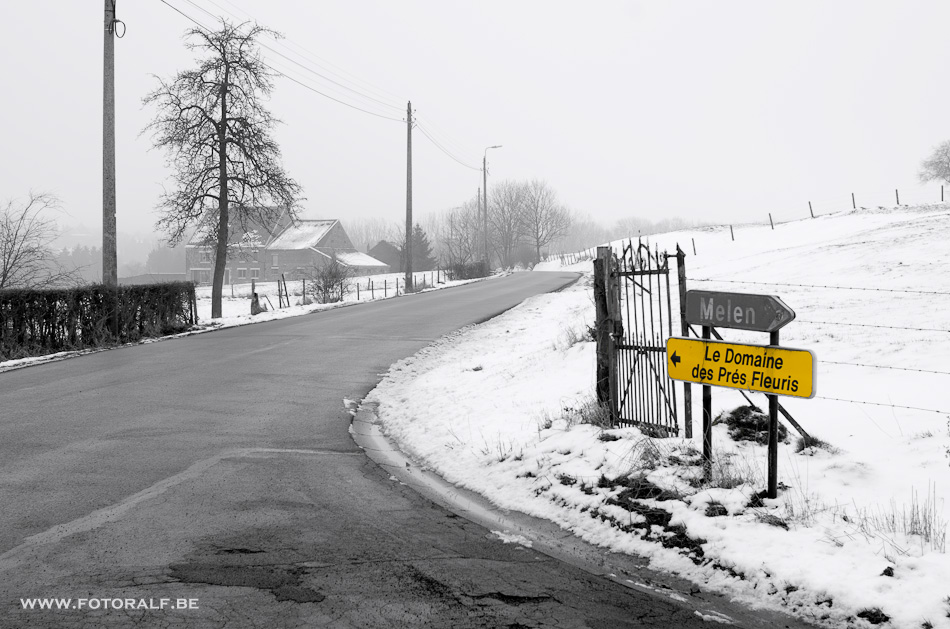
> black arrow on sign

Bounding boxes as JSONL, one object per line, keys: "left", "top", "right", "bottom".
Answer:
{"left": 671, "top": 352, "right": 681, "bottom": 366}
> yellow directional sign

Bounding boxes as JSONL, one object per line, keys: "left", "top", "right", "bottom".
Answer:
{"left": 667, "top": 337, "right": 816, "bottom": 399}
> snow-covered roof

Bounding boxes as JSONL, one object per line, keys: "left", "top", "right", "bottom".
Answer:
{"left": 334, "top": 250, "right": 389, "bottom": 268}
{"left": 267, "top": 220, "right": 337, "bottom": 250}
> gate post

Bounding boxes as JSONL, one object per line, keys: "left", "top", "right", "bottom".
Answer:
{"left": 595, "top": 246, "right": 620, "bottom": 424}
{"left": 675, "top": 245, "right": 692, "bottom": 438}
{"left": 593, "top": 253, "right": 610, "bottom": 411}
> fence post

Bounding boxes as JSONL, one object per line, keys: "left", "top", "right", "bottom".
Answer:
{"left": 692, "top": 238, "right": 696, "bottom": 256}
{"left": 852, "top": 192, "right": 856, "bottom": 209}
{"left": 730, "top": 225, "right": 735, "bottom": 241}
{"left": 675, "top": 245, "right": 692, "bottom": 438}
{"left": 896, "top": 188, "right": 900, "bottom": 206}
{"left": 597, "top": 246, "right": 621, "bottom": 424}
{"left": 702, "top": 325, "right": 713, "bottom": 481}
{"left": 768, "top": 213, "right": 774, "bottom": 230}
{"left": 768, "top": 330, "right": 780, "bottom": 498}
{"left": 384, "top": 279, "right": 388, "bottom": 297}
{"left": 809, "top": 201, "right": 814, "bottom": 218}
{"left": 594, "top": 252, "right": 610, "bottom": 411}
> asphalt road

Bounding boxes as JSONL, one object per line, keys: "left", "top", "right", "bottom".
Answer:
{"left": 0, "top": 272, "right": 805, "bottom": 628}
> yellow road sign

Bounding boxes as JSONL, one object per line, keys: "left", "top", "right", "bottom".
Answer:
{"left": 666, "top": 337, "right": 816, "bottom": 399}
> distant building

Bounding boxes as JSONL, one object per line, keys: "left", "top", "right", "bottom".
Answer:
{"left": 118, "top": 273, "right": 187, "bottom": 286}
{"left": 368, "top": 240, "right": 403, "bottom": 271}
{"left": 185, "top": 214, "right": 389, "bottom": 284}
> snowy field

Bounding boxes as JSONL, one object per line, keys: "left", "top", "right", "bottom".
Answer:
{"left": 367, "top": 204, "right": 950, "bottom": 629}
{"left": 0, "top": 270, "right": 494, "bottom": 373}
{"left": 193, "top": 269, "right": 455, "bottom": 323}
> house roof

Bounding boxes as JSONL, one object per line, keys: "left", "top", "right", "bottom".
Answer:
{"left": 186, "top": 208, "right": 291, "bottom": 247}
{"left": 267, "top": 220, "right": 338, "bottom": 250}
{"left": 334, "top": 250, "right": 389, "bottom": 268}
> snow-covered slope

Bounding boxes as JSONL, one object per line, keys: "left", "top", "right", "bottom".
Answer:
{"left": 368, "top": 204, "right": 950, "bottom": 629}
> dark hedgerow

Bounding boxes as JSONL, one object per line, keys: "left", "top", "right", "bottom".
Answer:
{"left": 0, "top": 282, "right": 197, "bottom": 362}
{"left": 444, "top": 261, "right": 489, "bottom": 281}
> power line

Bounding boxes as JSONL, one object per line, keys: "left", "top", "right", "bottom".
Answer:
{"left": 415, "top": 114, "right": 479, "bottom": 164}
{"left": 196, "top": 0, "right": 407, "bottom": 110}
{"left": 416, "top": 123, "right": 481, "bottom": 171}
{"left": 158, "top": 0, "right": 404, "bottom": 122}
{"left": 179, "top": 0, "right": 403, "bottom": 115}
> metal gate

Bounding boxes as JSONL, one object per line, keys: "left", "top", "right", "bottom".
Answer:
{"left": 613, "top": 240, "right": 678, "bottom": 435}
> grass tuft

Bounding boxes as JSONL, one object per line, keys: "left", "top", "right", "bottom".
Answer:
{"left": 716, "top": 405, "right": 787, "bottom": 445}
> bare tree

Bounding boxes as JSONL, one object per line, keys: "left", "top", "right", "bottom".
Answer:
{"left": 488, "top": 180, "right": 527, "bottom": 268}
{"left": 437, "top": 200, "right": 481, "bottom": 267}
{"left": 0, "top": 193, "right": 78, "bottom": 289}
{"left": 919, "top": 140, "right": 950, "bottom": 186}
{"left": 346, "top": 217, "right": 400, "bottom": 253}
{"left": 143, "top": 20, "right": 303, "bottom": 318}
{"left": 305, "top": 255, "right": 354, "bottom": 304}
{"left": 520, "top": 179, "right": 572, "bottom": 263}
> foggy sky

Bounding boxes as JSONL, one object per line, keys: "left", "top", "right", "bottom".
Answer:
{"left": 1, "top": 1, "right": 947, "bottom": 245}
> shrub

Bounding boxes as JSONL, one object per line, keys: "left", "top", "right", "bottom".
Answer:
{"left": 0, "top": 282, "right": 196, "bottom": 361}
{"left": 305, "top": 257, "right": 354, "bottom": 304}
{"left": 444, "top": 261, "right": 489, "bottom": 281}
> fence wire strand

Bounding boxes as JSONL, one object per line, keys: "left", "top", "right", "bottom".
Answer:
{"left": 691, "top": 278, "right": 950, "bottom": 297}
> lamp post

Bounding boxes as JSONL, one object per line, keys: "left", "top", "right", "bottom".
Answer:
{"left": 482, "top": 145, "right": 502, "bottom": 267}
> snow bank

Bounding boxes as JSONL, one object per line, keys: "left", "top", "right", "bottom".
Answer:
{"left": 369, "top": 204, "right": 950, "bottom": 629}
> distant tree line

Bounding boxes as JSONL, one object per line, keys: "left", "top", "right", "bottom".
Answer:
{"left": 347, "top": 179, "right": 697, "bottom": 271}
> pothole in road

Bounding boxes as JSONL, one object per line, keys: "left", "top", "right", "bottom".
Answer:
{"left": 169, "top": 562, "right": 325, "bottom": 604}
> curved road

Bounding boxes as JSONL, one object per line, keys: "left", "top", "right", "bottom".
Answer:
{"left": 0, "top": 272, "right": 802, "bottom": 628}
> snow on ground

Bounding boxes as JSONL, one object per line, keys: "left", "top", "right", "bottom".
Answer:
{"left": 193, "top": 269, "right": 463, "bottom": 323}
{"left": 367, "top": 204, "right": 950, "bottom": 629}
{"left": 0, "top": 271, "right": 497, "bottom": 373}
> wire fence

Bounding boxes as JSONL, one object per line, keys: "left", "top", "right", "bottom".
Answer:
{"left": 683, "top": 275, "right": 950, "bottom": 416}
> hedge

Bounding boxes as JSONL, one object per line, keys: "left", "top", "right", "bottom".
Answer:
{"left": 0, "top": 282, "right": 197, "bottom": 362}
{"left": 445, "top": 261, "right": 489, "bottom": 281}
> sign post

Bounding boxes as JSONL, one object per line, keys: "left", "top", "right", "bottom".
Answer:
{"left": 672, "top": 289, "right": 815, "bottom": 499}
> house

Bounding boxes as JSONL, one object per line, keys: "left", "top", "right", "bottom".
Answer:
{"left": 185, "top": 215, "right": 389, "bottom": 284}
{"left": 368, "top": 240, "right": 403, "bottom": 272}
{"left": 118, "top": 273, "right": 187, "bottom": 286}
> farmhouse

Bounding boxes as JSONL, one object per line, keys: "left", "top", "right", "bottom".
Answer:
{"left": 185, "top": 215, "right": 389, "bottom": 284}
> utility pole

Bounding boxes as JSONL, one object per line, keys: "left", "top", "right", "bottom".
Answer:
{"left": 102, "top": 0, "right": 118, "bottom": 287}
{"left": 482, "top": 145, "right": 502, "bottom": 268}
{"left": 405, "top": 101, "right": 413, "bottom": 291}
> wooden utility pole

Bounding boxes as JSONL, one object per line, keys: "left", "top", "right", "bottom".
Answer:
{"left": 482, "top": 156, "right": 489, "bottom": 264}
{"left": 102, "top": 0, "right": 117, "bottom": 287}
{"left": 405, "top": 101, "right": 413, "bottom": 291}
{"left": 482, "top": 145, "right": 501, "bottom": 268}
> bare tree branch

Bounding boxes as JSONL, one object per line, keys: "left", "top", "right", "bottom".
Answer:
{"left": 143, "top": 19, "right": 303, "bottom": 318}
{"left": 0, "top": 192, "right": 80, "bottom": 290}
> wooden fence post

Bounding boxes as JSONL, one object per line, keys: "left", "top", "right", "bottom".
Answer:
{"left": 852, "top": 192, "right": 856, "bottom": 209}
{"left": 809, "top": 201, "right": 814, "bottom": 218}
{"left": 768, "top": 213, "right": 774, "bottom": 230}
{"left": 730, "top": 225, "right": 735, "bottom": 241}
{"left": 594, "top": 253, "right": 610, "bottom": 410}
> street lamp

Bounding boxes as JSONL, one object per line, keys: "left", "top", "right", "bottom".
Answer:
{"left": 482, "top": 145, "right": 502, "bottom": 266}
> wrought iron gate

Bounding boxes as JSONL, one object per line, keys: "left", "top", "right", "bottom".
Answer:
{"left": 612, "top": 240, "right": 678, "bottom": 435}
